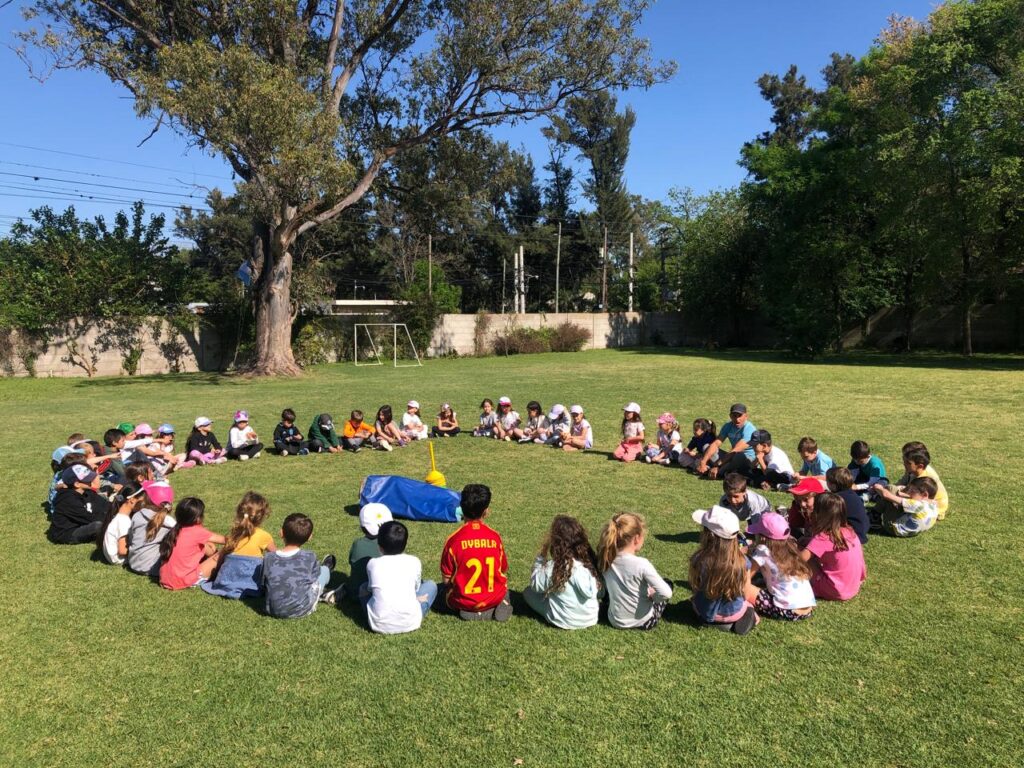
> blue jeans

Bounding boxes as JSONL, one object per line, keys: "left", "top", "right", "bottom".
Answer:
{"left": 361, "top": 579, "right": 438, "bottom": 616}
{"left": 318, "top": 566, "right": 330, "bottom": 588}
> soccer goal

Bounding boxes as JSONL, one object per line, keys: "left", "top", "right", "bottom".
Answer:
{"left": 353, "top": 323, "right": 423, "bottom": 367}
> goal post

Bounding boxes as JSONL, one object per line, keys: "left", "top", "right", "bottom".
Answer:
{"left": 353, "top": 323, "right": 423, "bottom": 368}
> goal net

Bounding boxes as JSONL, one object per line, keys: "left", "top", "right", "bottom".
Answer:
{"left": 353, "top": 323, "right": 423, "bottom": 367}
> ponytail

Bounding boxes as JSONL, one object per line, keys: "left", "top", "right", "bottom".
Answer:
{"left": 597, "top": 513, "right": 646, "bottom": 573}
{"left": 144, "top": 502, "right": 172, "bottom": 541}
{"left": 217, "top": 491, "right": 270, "bottom": 570}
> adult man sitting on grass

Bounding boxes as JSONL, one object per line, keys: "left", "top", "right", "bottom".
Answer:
{"left": 696, "top": 403, "right": 757, "bottom": 481}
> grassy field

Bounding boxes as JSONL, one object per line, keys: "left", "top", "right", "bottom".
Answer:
{"left": 1, "top": 349, "right": 1022, "bottom": 767}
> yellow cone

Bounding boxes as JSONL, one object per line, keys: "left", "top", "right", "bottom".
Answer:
{"left": 425, "top": 442, "right": 447, "bottom": 487}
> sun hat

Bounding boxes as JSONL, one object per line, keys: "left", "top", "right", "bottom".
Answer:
{"left": 441, "top": 403, "right": 451, "bottom": 411}
{"left": 691, "top": 505, "right": 740, "bottom": 539}
{"left": 194, "top": 416, "right": 213, "bottom": 428}
{"left": 407, "top": 400, "right": 420, "bottom": 409}
{"left": 498, "top": 396, "right": 512, "bottom": 406}
{"left": 548, "top": 404, "right": 566, "bottom": 419}
{"left": 61, "top": 464, "right": 98, "bottom": 487}
{"left": 746, "top": 511, "right": 791, "bottom": 540}
{"left": 52, "top": 446, "right": 74, "bottom": 463}
{"left": 116, "top": 422, "right": 134, "bottom": 434}
{"left": 656, "top": 412, "right": 675, "bottom": 425}
{"left": 788, "top": 476, "right": 829, "bottom": 496}
{"left": 133, "top": 423, "right": 154, "bottom": 436}
{"left": 569, "top": 405, "right": 584, "bottom": 415}
{"left": 623, "top": 402, "right": 641, "bottom": 414}
{"left": 729, "top": 403, "right": 748, "bottom": 415}
{"left": 359, "top": 502, "right": 393, "bottom": 537}
{"left": 141, "top": 480, "right": 174, "bottom": 507}
{"left": 233, "top": 410, "right": 249, "bottom": 422}
{"left": 158, "top": 423, "right": 175, "bottom": 435}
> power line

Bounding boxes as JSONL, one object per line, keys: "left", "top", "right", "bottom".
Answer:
{"left": 0, "top": 141, "right": 235, "bottom": 182}
{"left": 0, "top": 159, "right": 219, "bottom": 192}
{"left": 0, "top": 171, "right": 210, "bottom": 201}
{"left": 0, "top": 191, "right": 211, "bottom": 213}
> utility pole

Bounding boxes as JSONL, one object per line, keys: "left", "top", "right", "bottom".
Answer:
{"left": 601, "top": 225, "right": 608, "bottom": 312}
{"left": 555, "top": 221, "right": 562, "bottom": 314}
{"left": 628, "top": 231, "right": 634, "bottom": 313}
{"left": 519, "top": 244, "right": 526, "bottom": 313}
{"left": 502, "top": 256, "right": 507, "bottom": 314}
{"left": 427, "top": 234, "right": 433, "bottom": 297}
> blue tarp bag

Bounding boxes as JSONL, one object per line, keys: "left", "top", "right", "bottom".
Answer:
{"left": 359, "top": 475, "right": 462, "bottom": 523}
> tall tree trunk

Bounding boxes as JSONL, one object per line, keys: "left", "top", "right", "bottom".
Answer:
{"left": 251, "top": 223, "right": 303, "bottom": 376}
{"left": 961, "top": 242, "right": 973, "bottom": 357}
{"left": 902, "top": 267, "right": 915, "bottom": 353}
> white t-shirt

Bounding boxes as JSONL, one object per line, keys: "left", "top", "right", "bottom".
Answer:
{"left": 765, "top": 446, "right": 795, "bottom": 477}
{"left": 498, "top": 410, "right": 520, "bottom": 430}
{"left": 120, "top": 437, "right": 152, "bottom": 462}
{"left": 229, "top": 426, "right": 255, "bottom": 449}
{"left": 571, "top": 419, "right": 594, "bottom": 448}
{"left": 622, "top": 420, "right": 645, "bottom": 439}
{"left": 102, "top": 514, "right": 132, "bottom": 565}
{"left": 751, "top": 544, "right": 816, "bottom": 610}
{"left": 401, "top": 413, "right": 428, "bottom": 438}
{"left": 366, "top": 554, "right": 424, "bottom": 634}
{"left": 657, "top": 429, "right": 682, "bottom": 452}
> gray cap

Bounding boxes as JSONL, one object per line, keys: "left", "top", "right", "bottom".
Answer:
{"left": 729, "top": 403, "right": 748, "bottom": 415}
{"left": 749, "top": 429, "right": 771, "bottom": 446}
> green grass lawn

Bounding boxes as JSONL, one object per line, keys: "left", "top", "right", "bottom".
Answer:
{"left": 1, "top": 349, "right": 1022, "bottom": 767}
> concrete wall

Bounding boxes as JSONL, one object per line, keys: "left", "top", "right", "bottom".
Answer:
{"left": 0, "top": 319, "right": 225, "bottom": 378}
{"left": 840, "top": 304, "right": 1024, "bottom": 352}
{"left": 428, "top": 311, "right": 688, "bottom": 357}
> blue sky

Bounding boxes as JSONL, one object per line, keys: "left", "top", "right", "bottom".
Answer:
{"left": 0, "top": 1, "right": 939, "bottom": 241}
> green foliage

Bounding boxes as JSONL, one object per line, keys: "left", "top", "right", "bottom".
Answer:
{"left": 399, "top": 260, "right": 461, "bottom": 355}
{"left": 549, "top": 321, "right": 592, "bottom": 352}
{"left": 493, "top": 321, "right": 590, "bottom": 355}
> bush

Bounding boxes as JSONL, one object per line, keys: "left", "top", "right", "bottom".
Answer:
{"left": 549, "top": 322, "right": 591, "bottom": 352}
{"left": 493, "top": 326, "right": 552, "bottom": 356}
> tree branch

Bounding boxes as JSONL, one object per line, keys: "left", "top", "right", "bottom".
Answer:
{"left": 322, "top": 0, "right": 344, "bottom": 99}
{"left": 329, "top": 0, "right": 412, "bottom": 113}
{"left": 295, "top": 149, "right": 396, "bottom": 236}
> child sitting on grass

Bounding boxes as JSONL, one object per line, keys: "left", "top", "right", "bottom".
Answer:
{"left": 747, "top": 429, "right": 795, "bottom": 490}
{"left": 227, "top": 410, "right": 263, "bottom": 461}
{"left": 678, "top": 418, "right": 717, "bottom": 471}
{"left": 493, "top": 396, "right": 521, "bottom": 441}
{"left": 613, "top": 403, "right": 645, "bottom": 462}
{"left": 894, "top": 443, "right": 949, "bottom": 520}
{"left": 524, "top": 515, "right": 602, "bottom": 630}
{"left": 432, "top": 403, "right": 460, "bottom": 438}
{"left": 349, "top": 503, "right": 392, "bottom": 600}
{"left": 719, "top": 472, "right": 770, "bottom": 524}
{"left": 472, "top": 399, "right": 498, "bottom": 438}
{"left": 847, "top": 440, "right": 887, "bottom": 485}
{"left": 798, "top": 436, "right": 834, "bottom": 477}
{"left": 543, "top": 404, "right": 570, "bottom": 445}
{"left": 689, "top": 506, "right": 757, "bottom": 634}
{"left": 126, "top": 481, "right": 175, "bottom": 576}
{"left": 872, "top": 476, "right": 940, "bottom": 537}
{"left": 375, "top": 405, "right": 407, "bottom": 451}
{"left": 401, "top": 401, "right": 429, "bottom": 441}
{"left": 440, "top": 484, "right": 511, "bottom": 621}
{"left": 826, "top": 467, "right": 869, "bottom": 544}
{"left": 513, "top": 401, "right": 545, "bottom": 443}
{"left": 48, "top": 465, "right": 110, "bottom": 545}
{"left": 159, "top": 497, "right": 225, "bottom": 590}
{"left": 343, "top": 410, "right": 377, "bottom": 452}
{"left": 800, "top": 493, "right": 866, "bottom": 601}
{"left": 309, "top": 413, "right": 343, "bottom": 454}
{"left": 645, "top": 412, "right": 682, "bottom": 466}
{"left": 262, "top": 513, "right": 338, "bottom": 618}
{"left": 745, "top": 512, "right": 815, "bottom": 621}
{"left": 365, "top": 521, "right": 438, "bottom": 634}
{"left": 274, "top": 408, "right": 309, "bottom": 456}
{"left": 97, "top": 481, "right": 145, "bottom": 565}
{"left": 186, "top": 417, "right": 228, "bottom": 464}
{"left": 560, "top": 405, "right": 594, "bottom": 451}
{"left": 598, "top": 512, "right": 672, "bottom": 630}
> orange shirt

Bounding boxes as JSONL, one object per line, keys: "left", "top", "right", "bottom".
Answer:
{"left": 343, "top": 420, "right": 374, "bottom": 438}
{"left": 440, "top": 520, "right": 508, "bottom": 612}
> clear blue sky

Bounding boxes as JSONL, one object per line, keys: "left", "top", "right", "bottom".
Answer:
{"left": 0, "top": 1, "right": 939, "bottom": 241}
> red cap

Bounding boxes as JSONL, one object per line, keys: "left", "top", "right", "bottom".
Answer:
{"left": 788, "top": 476, "right": 828, "bottom": 496}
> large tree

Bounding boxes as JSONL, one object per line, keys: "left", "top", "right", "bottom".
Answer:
{"left": 21, "top": 0, "right": 673, "bottom": 374}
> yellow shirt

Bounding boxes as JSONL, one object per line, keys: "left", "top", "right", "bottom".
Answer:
{"left": 922, "top": 465, "right": 949, "bottom": 520}
{"left": 233, "top": 527, "right": 274, "bottom": 557}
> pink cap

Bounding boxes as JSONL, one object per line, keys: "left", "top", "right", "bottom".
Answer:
{"left": 498, "top": 396, "right": 512, "bottom": 405}
{"left": 656, "top": 412, "right": 676, "bottom": 425}
{"left": 142, "top": 480, "right": 174, "bottom": 507}
{"left": 233, "top": 410, "right": 249, "bottom": 422}
{"left": 789, "top": 476, "right": 829, "bottom": 496}
{"left": 746, "top": 511, "right": 791, "bottom": 540}
{"left": 133, "top": 422, "right": 154, "bottom": 436}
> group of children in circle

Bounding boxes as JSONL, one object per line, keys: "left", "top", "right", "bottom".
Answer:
{"left": 44, "top": 398, "right": 949, "bottom": 635}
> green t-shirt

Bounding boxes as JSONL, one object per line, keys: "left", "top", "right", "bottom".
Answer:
{"left": 347, "top": 535, "right": 381, "bottom": 593}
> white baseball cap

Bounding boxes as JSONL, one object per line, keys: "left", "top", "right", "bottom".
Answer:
{"left": 359, "top": 503, "right": 393, "bottom": 537}
{"left": 407, "top": 400, "right": 420, "bottom": 409}
{"left": 623, "top": 402, "right": 641, "bottom": 414}
{"left": 569, "top": 405, "right": 583, "bottom": 415}
{"left": 548, "top": 404, "right": 565, "bottom": 419}
{"left": 194, "top": 416, "right": 212, "bottom": 428}
{"left": 498, "top": 396, "right": 512, "bottom": 405}
{"left": 691, "top": 505, "right": 740, "bottom": 539}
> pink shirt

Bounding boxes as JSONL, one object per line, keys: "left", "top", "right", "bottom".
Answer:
{"left": 159, "top": 525, "right": 213, "bottom": 590}
{"left": 805, "top": 527, "right": 866, "bottom": 601}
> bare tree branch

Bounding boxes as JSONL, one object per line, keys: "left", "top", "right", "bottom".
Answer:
{"left": 330, "top": 0, "right": 412, "bottom": 113}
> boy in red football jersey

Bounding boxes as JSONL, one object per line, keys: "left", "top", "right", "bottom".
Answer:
{"left": 440, "top": 484, "right": 512, "bottom": 621}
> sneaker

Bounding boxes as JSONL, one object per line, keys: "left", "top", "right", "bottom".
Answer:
{"left": 660, "top": 459, "right": 671, "bottom": 466}
{"left": 321, "top": 554, "right": 337, "bottom": 571}
{"left": 776, "top": 483, "right": 792, "bottom": 493}
{"left": 644, "top": 455, "right": 652, "bottom": 464}
{"left": 459, "top": 608, "right": 495, "bottom": 621}
{"left": 518, "top": 437, "right": 532, "bottom": 444}
{"left": 253, "top": 452, "right": 261, "bottom": 459}
{"left": 351, "top": 446, "right": 362, "bottom": 453}
{"left": 732, "top": 606, "right": 757, "bottom": 635}
{"left": 504, "top": 435, "right": 512, "bottom": 442}
{"left": 320, "top": 587, "right": 340, "bottom": 605}
{"left": 298, "top": 448, "right": 309, "bottom": 456}
{"left": 239, "top": 454, "right": 249, "bottom": 461}
{"left": 381, "top": 441, "right": 393, "bottom": 452}
{"left": 492, "top": 599, "right": 513, "bottom": 622}
{"left": 178, "top": 460, "right": 197, "bottom": 469}
{"left": 214, "top": 457, "right": 228, "bottom": 464}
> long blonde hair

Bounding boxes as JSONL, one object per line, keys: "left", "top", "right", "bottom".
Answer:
{"left": 689, "top": 528, "right": 746, "bottom": 601}
{"left": 144, "top": 499, "right": 174, "bottom": 541}
{"left": 597, "top": 513, "right": 646, "bottom": 573}
{"left": 219, "top": 491, "right": 271, "bottom": 562}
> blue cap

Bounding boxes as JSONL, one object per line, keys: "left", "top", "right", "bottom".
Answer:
{"left": 52, "top": 446, "right": 74, "bottom": 463}
{"left": 61, "top": 464, "right": 97, "bottom": 487}
{"left": 158, "top": 423, "right": 175, "bottom": 434}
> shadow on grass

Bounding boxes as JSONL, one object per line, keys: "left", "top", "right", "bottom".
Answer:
{"left": 73, "top": 371, "right": 240, "bottom": 389}
{"left": 609, "top": 347, "right": 1024, "bottom": 372}
{"left": 507, "top": 589, "right": 547, "bottom": 626}
{"left": 655, "top": 530, "right": 701, "bottom": 545}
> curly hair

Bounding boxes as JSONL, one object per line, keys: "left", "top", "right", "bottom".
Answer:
{"left": 539, "top": 515, "right": 601, "bottom": 596}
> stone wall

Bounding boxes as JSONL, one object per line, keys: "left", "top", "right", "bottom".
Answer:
{"left": 427, "top": 311, "right": 688, "bottom": 357}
